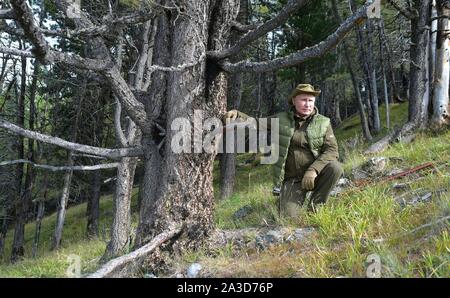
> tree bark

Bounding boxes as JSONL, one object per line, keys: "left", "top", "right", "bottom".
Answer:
{"left": 32, "top": 172, "right": 47, "bottom": 258}
{"left": 366, "top": 19, "right": 381, "bottom": 133}
{"left": 219, "top": 0, "right": 248, "bottom": 201}
{"left": 86, "top": 170, "right": 101, "bottom": 239}
{"left": 10, "top": 55, "right": 27, "bottom": 262}
{"left": 135, "top": 1, "right": 237, "bottom": 268}
{"left": 408, "top": 0, "right": 431, "bottom": 125}
{"left": 51, "top": 83, "right": 85, "bottom": 250}
{"left": 431, "top": 0, "right": 450, "bottom": 128}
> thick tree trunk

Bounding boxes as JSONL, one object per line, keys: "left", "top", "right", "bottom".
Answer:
{"left": 135, "top": 1, "right": 237, "bottom": 270}
{"left": 431, "top": 0, "right": 450, "bottom": 128}
{"left": 409, "top": 0, "right": 431, "bottom": 125}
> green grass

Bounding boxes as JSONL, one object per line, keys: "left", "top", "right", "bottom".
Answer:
{"left": 0, "top": 189, "right": 140, "bottom": 277}
{"left": 1, "top": 102, "right": 449, "bottom": 277}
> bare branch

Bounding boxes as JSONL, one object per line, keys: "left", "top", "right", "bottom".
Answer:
{"left": 386, "top": 0, "right": 417, "bottom": 20}
{"left": 114, "top": 100, "right": 128, "bottom": 147}
{"left": 0, "top": 159, "right": 119, "bottom": 171}
{"left": 0, "top": 9, "right": 15, "bottom": 19}
{"left": 230, "top": 21, "right": 259, "bottom": 33}
{"left": 10, "top": 0, "right": 50, "bottom": 61}
{"left": 88, "top": 224, "right": 183, "bottom": 278}
{"left": 0, "top": 118, "right": 143, "bottom": 159}
{"left": 221, "top": 1, "right": 378, "bottom": 73}
{"left": 40, "top": 9, "right": 161, "bottom": 39}
{"left": 208, "top": 0, "right": 309, "bottom": 60}
{"left": 0, "top": 46, "right": 34, "bottom": 58}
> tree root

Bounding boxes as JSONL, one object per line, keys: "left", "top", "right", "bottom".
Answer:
{"left": 87, "top": 224, "right": 182, "bottom": 278}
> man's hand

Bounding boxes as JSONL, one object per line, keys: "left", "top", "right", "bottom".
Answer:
{"left": 222, "top": 110, "right": 238, "bottom": 123}
{"left": 301, "top": 169, "right": 317, "bottom": 191}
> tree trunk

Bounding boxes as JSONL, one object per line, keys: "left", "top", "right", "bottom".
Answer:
{"left": 86, "top": 88, "right": 108, "bottom": 239}
{"left": 409, "top": 0, "right": 431, "bottom": 125}
{"left": 332, "top": 0, "right": 371, "bottom": 140}
{"left": 32, "top": 172, "right": 47, "bottom": 258}
{"left": 379, "top": 18, "right": 401, "bottom": 103}
{"left": 431, "top": 0, "right": 450, "bottom": 128}
{"left": 51, "top": 151, "right": 75, "bottom": 250}
{"left": 51, "top": 85, "right": 84, "bottom": 250}
{"left": 219, "top": 0, "right": 248, "bottom": 201}
{"left": 135, "top": 1, "right": 237, "bottom": 269}
{"left": 366, "top": 19, "right": 381, "bottom": 133}
{"left": 86, "top": 170, "right": 101, "bottom": 239}
{"left": 350, "top": 0, "right": 375, "bottom": 133}
{"left": 103, "top": 119, "right": 141, "bottom": 260}
{"left": 378, "top": 21, "right": 390, "bottom": 129}
{"left": 10, "top": 55, "right": 27, "bottom": 262}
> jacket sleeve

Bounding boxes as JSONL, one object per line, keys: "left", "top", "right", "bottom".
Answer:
{"left": 308, "top": 124, "right": 339, "bottom": 174}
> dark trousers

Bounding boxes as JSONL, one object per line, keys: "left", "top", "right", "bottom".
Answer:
{"left": 279, "top": 161, "right": 343, "bottom": 217}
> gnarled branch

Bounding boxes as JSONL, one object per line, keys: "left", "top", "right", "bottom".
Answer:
{"left": 221, "top": 1, "right": 379, "bottom": 73}
{"left": 0, "top": 118, "right": 143, "bottom": 159}
{"left": 208, "top": 0, "right": 309, "bottom": 60}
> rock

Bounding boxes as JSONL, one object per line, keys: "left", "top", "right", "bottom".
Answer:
{"left": 392, "top": 182, "right": 410, "bottom": 190}
{"left": 255, "top": 230, "right": 284, "bottom": 249}
{"left": 352, "top": 168, "right": 369, "bottom": 180}
{"left": 330, "top": 178, "right": 351, "bottom": 196}
{"left": 286, "top": 228, "right": 315, "bottom": 242}
{"left": 187, "top": 263, "right": 202, "bottom": 278}
{"left": 233, "top": 205, "right": 254, "bottom": 220}
{"left": 363, "top": 157, "right": 388, "bottom": 174}
{"left": 144, "top": 273, "right": 157, "bottom": 278}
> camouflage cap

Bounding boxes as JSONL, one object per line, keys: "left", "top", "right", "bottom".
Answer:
{"left": 288, "top": 83, "right": 321, "bottom": 105}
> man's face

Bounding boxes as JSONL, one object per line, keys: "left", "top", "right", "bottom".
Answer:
{"left": 292, "top": 93, "right": 316, "bottom": 117}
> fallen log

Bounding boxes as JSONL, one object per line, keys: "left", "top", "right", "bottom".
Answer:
{"left": 87, "top": 224, "right": 183, "bottom": 278}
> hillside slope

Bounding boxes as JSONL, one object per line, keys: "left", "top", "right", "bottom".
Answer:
{"left": 0, "top": 102, "right": 448, "bottom": 277}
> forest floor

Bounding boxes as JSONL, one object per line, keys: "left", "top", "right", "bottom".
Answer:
{"left": 0, "top": 102, "right": 449, "bottom": 277}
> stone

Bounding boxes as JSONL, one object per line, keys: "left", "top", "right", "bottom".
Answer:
{"left": 352, "top": 168, "right": 369, "bottom": 180}
{"left": 330, "top": 178, "right": 351, "bottom": 197}
{"left": 286, "top": 228, "right": 315, "bottom": 242}
{"left": 187, "top": 263, "right": 202, "bottom": 278}
{"left": 363, "top": 157, "right": 388, "bottom": 174}
{"left": 255, "top": 230, "right": 284, "bottom": 249}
